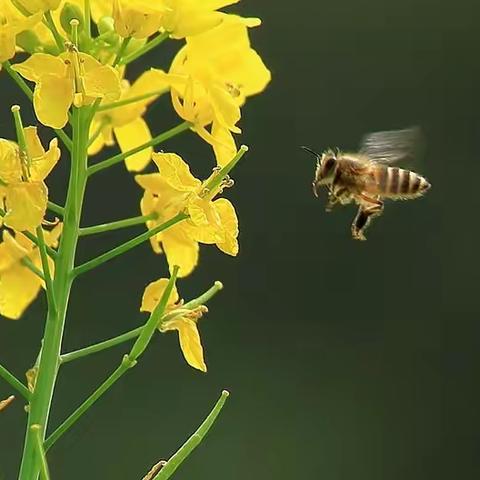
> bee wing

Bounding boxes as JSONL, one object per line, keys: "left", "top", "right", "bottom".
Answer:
{"left": 359, "top": 127, "right": 424, "bottom": 165}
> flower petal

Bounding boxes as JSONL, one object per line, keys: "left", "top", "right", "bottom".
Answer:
{"left": 12, "top": 53, "right": 66, "bottom": 82}
{"left": 114, "top": 117, "right": 152, "bottom": 172}
{"left": 211, "top": 121, "right": 237, "bottom": 167}
{"left": 34, "top": 74, "right": 73, "bottom": 129}
{"left": 140, "top": 278, "right": 179, "bottom": 313}
{"left": 176, "top": 319, "right": 207, "bottom": 372}
{"left": 151, "top": 152, "right": 202, "bottom": 192}
{"left": 4, "top": 182, "right": 47, "bottom": 231}
{"left": 83, "top": 65, "right": 121, "bottom": 102}
{"left": 162, "top": 228, "right": 199, "bottom": 278}
{"left": 213, "top": 198, "right": 239, "bottom": 255}
{"left": 0, "top": 261, "right": 42, "bottom": 319}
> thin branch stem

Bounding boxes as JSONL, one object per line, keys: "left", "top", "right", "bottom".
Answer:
{"left": 44, "top": 11, "right": 65, "bottom": 52}
{"left": 73, "top": 212, "right": 188, "bottom": 277}
{"left": 120, "top": 31, "right": 169, "bottom": 65}
{"left": 154, "top": 391, "right": 230, "bottom": 480}
{"left": 21, "top": 257, "right": 45, "bottom": 281}
{"left": 47, "top": 201, "right": 64, "bottom": 217}
{"left": 60, "top": 326, "right": 143, "bottom": 364}
{"left": 84, "top": 0, "right": 91, "bottom": 39}
{"left": 96, "top": 88, "right": 168, "bottom": 112}
{"left": 87, "top": 117, "right": 108, "bottom": 148}
{"left": 87, "top": 121, "right": 191, "bottom": 176}
{"left": 78, "top": 213, "right": 156, "bottom": 237}
{"left": 46, "top": 269, "right": 179, "bottom": 450}
{"left": 0, "top": 363, "right": 31, "bottom": 400}
{"left": 36, "top": 227, "right": 56, "bottom": 313}
{"left": 31, "top": 425, "right": 51, "bottom": 480}
{"left": 113, "top": 37, "right": 131, "bottom": 67}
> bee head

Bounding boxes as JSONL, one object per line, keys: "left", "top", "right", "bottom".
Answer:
{"left": 301, "top": 147, "right": 338, "bottom": 197}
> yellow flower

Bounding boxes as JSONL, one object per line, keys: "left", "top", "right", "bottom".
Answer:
{"left": 135, "top": 151, "right": 239, "bottom": 276}
{"left": 14, "top": 0, "right": 61, "bottom": 14}
{"left": 140, "top": 277, "right": 207, "bottom": 372}
{"left": 89, "top": 69, "right": 169, "bottom": 171}
{"left": 0, "top": 224, "right": 62, "bottom": 319}
{"left": 112, "top": 0, "right": 167, "bottom": 39}
{"left": 0, "top": 1, "right": 42, "bottom": 62}
{"left": 0, "top": 127, "right": 60, "bottom": 231}
{"left": 165, "top": 15, "right": 270, "bottom": 164}
{"left": 12, "top": 48, "right": 121, "bottom": 129}
{"left": 161, "top": 0, "right": 238, "bottom": 39}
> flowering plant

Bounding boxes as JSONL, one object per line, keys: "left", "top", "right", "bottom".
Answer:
{"left": 0, "top": 1, "right": 270, "bottom": 478}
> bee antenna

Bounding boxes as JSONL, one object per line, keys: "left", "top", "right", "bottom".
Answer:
{"left": 300, "top": 146, "right": 321, "bottom": 159}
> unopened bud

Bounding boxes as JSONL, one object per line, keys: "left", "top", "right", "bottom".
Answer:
{"left": 60, "top": 3, "right": 84, "bottom": 36}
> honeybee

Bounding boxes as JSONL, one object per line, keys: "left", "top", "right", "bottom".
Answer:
{"left": 303, "top": 127, "right": 431, "bottom": 240}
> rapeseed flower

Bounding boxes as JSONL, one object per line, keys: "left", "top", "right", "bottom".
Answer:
{"left": 141, "top": 277, "right": 208, "bottom": 372}
{"left": 12, "top": 47, "right": 121, "bottom": 128}
{"left": 0, "top": 127, "right": 60, "bottom": 231}
{"left": 135, "top": 151, "right": 238, "bottom": 276}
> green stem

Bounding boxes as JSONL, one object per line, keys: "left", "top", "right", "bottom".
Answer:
{"left": 45, "top": 269, "right": 179, "bottom": 450}
{"left": 96, "top": 88, "right": 169, "bottom": 112}
{"left": 78, "top": 213, "right": 156, "bottom": 236}
{"left": 87, "top": 121, "right": 191, "bottom": 176}
{"left": 2, "top": 62, "right": 72, "bottom": 152}
{"left": 60, "top": 280, "right": 223, "bottom": 364}
{"left": 21, "top": 257, "right": 45, "bottom": 281}
{"left": 47, "top": 201, "right": 64, "bottom": 217}
{"left": 60, "top": 326, "right": 143, "bottom": 364}
{"left": 87, "top": 117, "right": 108, "bottom": 148}
{"left": 0, "top": 363, "right": 31, "bottom": 400}
{"left": 73, "top": 212, "right": 188, "bottom": 277}
{"left": 18, "top": 107, "right": 89, "bottom": 480}
{"left": 120, "top": 31, "right": 169, "bottom": 65}
{"left": 44, "top": 11, "right": 65, "bottom": 52}
{"left": 31, "top": 425, "right": 51, "bottom": 480}
{"left": 113, "top": 37, "right": 131, "bottom": 67}
{"left": 154, "top": 391, "right": 230, "bottom": 480}
{"left": 36, "top": 227, "right": 57, "bottom": 313}
{"left": 84, "top": 0, "right": 91, "bottom": 39}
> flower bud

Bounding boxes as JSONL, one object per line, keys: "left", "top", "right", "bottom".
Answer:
{"left": 97, "top": 15, "right": 115, "bottom": 35}
{"left": 60, "top": 2, "right": 85, "bottom": 36}
{"left": 15, "top": 30, "right": 42, "bottom": 55}
{"left": 15, "top": 0, "right": 61, "bottom": 14}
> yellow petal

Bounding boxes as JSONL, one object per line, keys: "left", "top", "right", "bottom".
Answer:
{"left": 3, "top": 182, "right": 47, "bottom": 231}
{"left": 211, "top": 121, "right": 237, "bottom": 167}
{"left": 213, "top": 198, "right": 238, "bottom": 255}
{"left": 209, "top": 84, "right": 241, "bottom": 132}
{"left": 162, "top": 228, "right": 199, "bottom": 278}
{"left": 0, "top": 230, "right": 30, "bottom": 272}
{"left": 135, "top": 173, "right": 171, "bottom": 195}
{"left": 113, "top": 0, "right": 166, "bottom": 39}
{"left": 83, "top": 65, "right": 121, "bottom": 102}
{"left": 26, "top": 130, "right": 60, "bottom": 181}
{"left": 151, "top": 152, "right": 202, "bottom": 192}
{"left": 23, "top": 126, "right": 44, "bottom": 158}
{"left": 0, "top": 139, "right": 21, "bottom": 183}
{"left": 140, "top": 278, "right": 179, "bottom": 313}
{"left": 114, "top": 117, "right": 152, "bottom": 172}
{"left": 176, "top": 319, "right": 207, "bottom": 372}
{"left": 0, "top": 261, "right": 42, "bottom": 319}
{"left": 12, "top": 53, "right": 66, "bottom": 82}
{"left": 0, "top": 28, "right": 16, "bottom": 63}
{"left": 34, "top": 74, "right": 73, "bottom": 129}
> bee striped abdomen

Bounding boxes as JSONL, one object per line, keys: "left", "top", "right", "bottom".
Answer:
{"left": 381, "top": 167, "right": 430, "bottom": 199}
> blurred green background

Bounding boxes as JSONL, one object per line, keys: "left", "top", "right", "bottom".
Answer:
{"left": 1, "top": 0, "right": 480, "bottom": 478}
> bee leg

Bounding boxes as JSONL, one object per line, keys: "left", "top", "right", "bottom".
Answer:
{"left": 325, "top": 188, "right": 347, "bottom": 212}
{"left": 351, "top": 201, "right": 384, "bottom": 241}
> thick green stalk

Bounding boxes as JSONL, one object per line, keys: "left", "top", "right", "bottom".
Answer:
{"left": 18, "top": 108, "right": 89, "bottom": 480}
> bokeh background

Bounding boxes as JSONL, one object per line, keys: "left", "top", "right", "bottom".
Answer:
{"left": 1, "top": 0, "right": 480, "bottom": 478}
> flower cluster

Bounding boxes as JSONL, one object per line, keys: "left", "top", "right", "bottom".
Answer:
{"left": 0, "top": 0, "right": 269, "bottom": 374}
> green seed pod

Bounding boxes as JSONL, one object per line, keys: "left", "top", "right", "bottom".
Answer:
{"left": 60, "top": 2, "right": 85, "bottom": 36}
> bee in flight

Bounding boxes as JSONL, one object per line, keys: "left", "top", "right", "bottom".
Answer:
{"left": 302, "top": 127, "right": 431, "bottom": 241}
